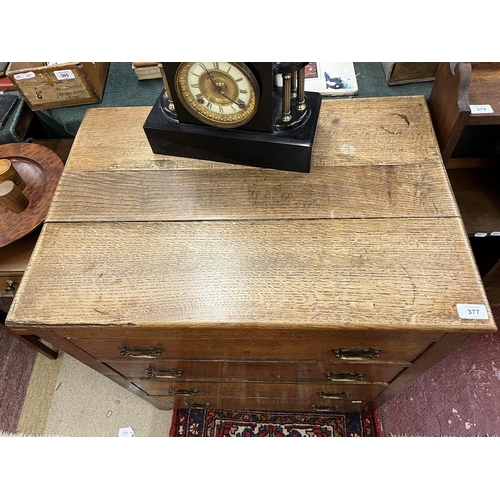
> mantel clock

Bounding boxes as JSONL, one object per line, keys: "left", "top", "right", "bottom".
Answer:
{"left": 143, "top": 62, "right": 322, "bottom": 173}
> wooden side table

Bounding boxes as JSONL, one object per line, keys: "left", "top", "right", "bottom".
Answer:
{"left": 0, "top": 228, "right": 59, "bottom": 359}
{"left": 1, "top": 139, "right": 73, "bottom": 359}
{"left": 6, "top": 99, "right": 497, "bottom": 412}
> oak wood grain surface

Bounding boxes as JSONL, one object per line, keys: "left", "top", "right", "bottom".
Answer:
{"left": 47, "top": 98, "right": 454, "bottom": 223}
{"left": 47, "top": 164, "right": 459, "bottom": 222}
{"left": 7, "top": 218, "right": 493, "bottom": 332}
{"left": 55, "top": 97, "right": 441, "bottom": 173}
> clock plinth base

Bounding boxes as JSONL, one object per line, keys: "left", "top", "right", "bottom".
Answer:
{"left": 143, "top": 92, "right": 322, "bottom": 173}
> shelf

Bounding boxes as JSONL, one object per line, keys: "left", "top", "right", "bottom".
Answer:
{"left": 448, "top": 167, "right": 500, "bottom": 235}
{"left": 428, "top": 62, "right": 500, "bottom": 166}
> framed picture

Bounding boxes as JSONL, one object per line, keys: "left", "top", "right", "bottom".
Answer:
{"left": 286, "top": 62, "right": 359, "bottom": 96}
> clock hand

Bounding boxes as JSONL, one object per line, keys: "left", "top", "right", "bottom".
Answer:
{"left": 215, "top": 89, "right": 246, "bottom": 108}
{"left": 200, "top": 63, "right": 245, "bottom": 108}
{"left": 200, "top": 63, "right": 218, "bottom": 88}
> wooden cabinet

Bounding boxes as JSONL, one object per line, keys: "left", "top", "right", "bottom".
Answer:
{"left": 428, "top": 62, "right": 500, "bottom": 305}
{"left": 6, "top": 100, "right": 496, "bottom": 413}
{"left": 0, "top": 228, "right": 58, "bottom": 359}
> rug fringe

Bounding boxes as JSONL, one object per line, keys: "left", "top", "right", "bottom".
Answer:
{"left": 0, "top": 430, "right": 61, "bottom": 437}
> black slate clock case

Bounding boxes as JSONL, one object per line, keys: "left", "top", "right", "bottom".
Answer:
{"left": 143, "top": 62, "right": 322, "bottom": 173}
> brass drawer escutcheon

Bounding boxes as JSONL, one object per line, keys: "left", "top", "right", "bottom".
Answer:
{"left": 120, "top": 346, "right": 164, "bottom": 358}
{"left": 147, "top": 368, "right": 183, "bottom": 379}
{"left": 326, "top": 372, "right": 364, "bottom": 382}
{"left": 332, "top": 347, "right": 380, "bottom": 360}
{"left": 317, "top": 391, "right": 350, "bottom": 400}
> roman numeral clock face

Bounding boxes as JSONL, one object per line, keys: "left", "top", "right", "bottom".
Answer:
{"left": 174, "top": 62, "right": 260, "bottom": 128}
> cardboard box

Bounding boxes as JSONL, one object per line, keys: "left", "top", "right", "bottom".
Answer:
{"left": 381, "top": 62, "right": 438, "bottom": 85}
{"left": 6, "top": 62, "right": 109, "bottom": 110}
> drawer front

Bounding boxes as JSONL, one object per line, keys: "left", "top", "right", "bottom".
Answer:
{"left": 107, "top": 358, "right": 407, "bottom": 384}
{"left": 145, "top": 381, "right": 386, "bottom": 413}
{"left": 70, "top": 330, "right": 441, "bottom": 363}
{"left": 134, "top": 379, "right": 386, "bottom": 401}
{"left": 156, "top": 396, "right": 369, "bottom": 413}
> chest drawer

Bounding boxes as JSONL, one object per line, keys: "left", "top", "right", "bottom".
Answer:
{"left": 156, "top": 396, "right": 372, "bottom": 413}
{"left": 106, "top": 358, "right": 407, "bottom": 383}
{"left": 136, "top": 379, "right": 386, "bottom": 398}
{"left": 69, "top": 329, "right": 443, "bottom": 363}
{"left": 141, "top": 381, "right": 387, "bottom": 413}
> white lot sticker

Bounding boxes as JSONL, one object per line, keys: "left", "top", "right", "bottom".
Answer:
{"left": 470, "top": 104, "right": 494, "bottom": 114}
{"left": 118, "top": 426, "right": 135, "bottom": 437}
{"left": 14, "top": 71, "right": 35, "bottom": 80}
{"left": 491, "top": 232, "right": 500, "bottom": 236}
{"left": 474, "top": 232, "right": 487, "bottom": 237}
{"left": 456, "top": 304, "right": 489, "bottom": 320}
{"left": 54, "top": 69, "right": 75, "bottom": 80}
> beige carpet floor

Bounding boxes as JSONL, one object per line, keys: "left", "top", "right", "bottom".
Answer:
{"left": 17, "top": 350, "right": 172, "bottom": 437}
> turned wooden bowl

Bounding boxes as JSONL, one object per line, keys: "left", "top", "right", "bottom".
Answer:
{"left": 0, "top": 143, "right": 65, "bottom": 248}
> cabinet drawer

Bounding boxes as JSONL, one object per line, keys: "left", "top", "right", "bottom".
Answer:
{"left": 145, "top": 381, "right": 386, "bottom": 413}
{"left": 70, "top": 330, "right": 442, "bottom": 363}
{"left": 155, "top": 396, "right": 371, "bottom": 413}
{"left": 134, "top": 379, "right": 386, "bottom": 401}
{"left": 107, "top": 358, "right": 407, "bottom": 383}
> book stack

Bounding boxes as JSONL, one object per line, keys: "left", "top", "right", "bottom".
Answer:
{"left": 132, "top": 62, "right": 161, "bottom": 80}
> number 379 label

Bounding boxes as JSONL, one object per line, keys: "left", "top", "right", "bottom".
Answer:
{"left": 456, "top": 304, "right": 489, "bottom": 320}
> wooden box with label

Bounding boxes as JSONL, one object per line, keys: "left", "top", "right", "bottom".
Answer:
{"left": 6, "top": 98, "right": 497, "bottom": 414}
{"left": 381, "top": 62, "right": 438, "bottom": 85}
{"left": 6, "top": 62, "right": 109, "bottom": 111}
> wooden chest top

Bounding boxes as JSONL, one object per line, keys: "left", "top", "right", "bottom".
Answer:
{"left": 7, "top": 97, "right": 496, "bottom": 335}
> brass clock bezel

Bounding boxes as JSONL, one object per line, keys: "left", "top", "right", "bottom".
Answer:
{"left": 174, "top": 62, "right": 260, "bottom": 129}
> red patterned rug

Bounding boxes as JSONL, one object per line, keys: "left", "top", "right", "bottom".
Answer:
{"left": 170, "top": 408, "right": 382, "bottom": 437}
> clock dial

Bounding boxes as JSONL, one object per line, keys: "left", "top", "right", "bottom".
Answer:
{"left": 174, "top": 62, "right": 260, "bottom": 128}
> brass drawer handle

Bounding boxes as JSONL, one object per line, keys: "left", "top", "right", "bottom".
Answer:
{"left": 168, "top": 389, "right": 199, "bottom": 397}
{"left": 326, "top": 372, "right": 364, "bottom": 382}
{"left": 318, "top": 391, "right": 350, "bottom": 400}
{"left": 120, "top": 346, "right": 164, "bottom": 358}
{"left": 184, "top": 402, "right": 210, "bottom": 409}
{"left": 332, "top": 347, "right": 380, "bottom": 360}
{"left": 312, "top": 404, "right": 339, "bottom": 412}
{"left": 4, "top": 280, "right": 18, "bottom": 294}
{"left": 147, "top": 368, "right": 183, "bottom": 379}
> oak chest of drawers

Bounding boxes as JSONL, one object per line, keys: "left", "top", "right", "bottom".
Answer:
{"left": 7, "top": 97, "right": 497, "bottom": 413}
